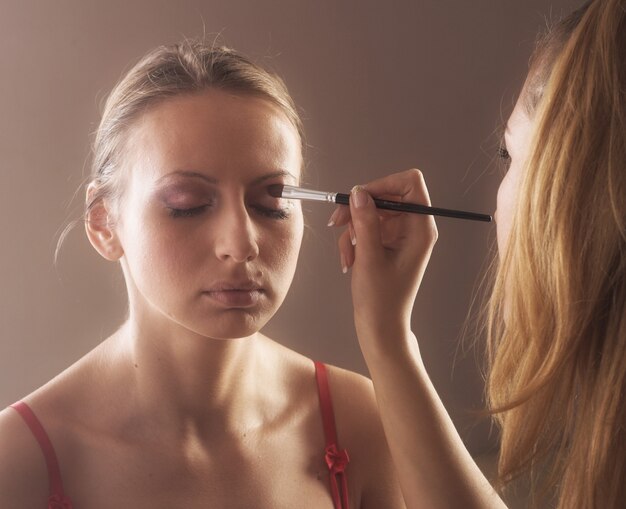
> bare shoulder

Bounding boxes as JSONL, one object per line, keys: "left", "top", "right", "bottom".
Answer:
{"left": 324, "top": 364, "right": 406, "bottom": 509}
{"left": 0, "top": 346, "right": 105, "bottom": 508}
{"left": 322, "top": 364, "right": 385, "bottom": 453}
{"left": 0, "top": 405, "right": 50, "bottom": 507}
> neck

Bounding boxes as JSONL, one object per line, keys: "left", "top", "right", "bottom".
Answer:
{"left": 110, "top": 317, "right": 271, "bottom": 441}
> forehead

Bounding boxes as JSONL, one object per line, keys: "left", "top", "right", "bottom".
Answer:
{"left": 125, "top": 89, "right": 302, "bottom": 183}
{"left": 505, "top": 97, "right": 534, "bottom": 144}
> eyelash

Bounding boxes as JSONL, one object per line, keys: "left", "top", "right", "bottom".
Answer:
{"left": 168, "top": 206, "right": 208, "bottom": 218}
{"left": 498, "top": 146, "right": 511, "bottom": 160}
{"left": 257, "top": 207, "right": 290, "bottom": 220}
{"left": 167, "top": 205, "right": 290, "bottom": 220}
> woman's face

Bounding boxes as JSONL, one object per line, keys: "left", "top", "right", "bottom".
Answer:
{"left": 113, "top": 89, "right": 304, "bottom": 340}
{"left": 495, "top": 96, "right": 535, "bottom": 258}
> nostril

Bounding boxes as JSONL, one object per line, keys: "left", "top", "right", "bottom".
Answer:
{"left": 215, "top": 232, "right": 260, "bottom": 263}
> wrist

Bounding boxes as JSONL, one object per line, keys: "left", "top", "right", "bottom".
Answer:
{"left": 361, "top": 333, "right": 428, "bottom": 387}
{"left": 356, "top": 322, "right": 423, "bottom": 367}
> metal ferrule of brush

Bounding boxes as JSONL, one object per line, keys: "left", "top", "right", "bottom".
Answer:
{"left": 281, "top": 185, "right": 337, "bottom": 203}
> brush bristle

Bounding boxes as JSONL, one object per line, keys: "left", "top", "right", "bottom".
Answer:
{"left": 267, "top": 184, "right": 284, "bottom": 198}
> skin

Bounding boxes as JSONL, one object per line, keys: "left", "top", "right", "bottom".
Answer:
{"left": 495, "top": 97, "right": 535, "bottom": 258}
{"left": 0, "top": 76, "right": 535, "bottom": 509}
{"left": 325, "top": 96, "right": 534, "bottom": 508}
{"left": 0, "top": 90, "right": 404, "bottom": 508}
{"left": 329, "top": 175, "right": 504, "bottom": 509}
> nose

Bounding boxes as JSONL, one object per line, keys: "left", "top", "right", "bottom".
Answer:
{"left": 214, "top": 204, "right": 260, "bottom": 263}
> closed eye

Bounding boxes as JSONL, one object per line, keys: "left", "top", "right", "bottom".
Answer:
{"left": 167, "top": 204, "right": 290, "bottom": 220}
{"left": 498, "top": 146, "right": 511, "bottom": 160}
{"left": 253, "top": 206, "right": 290, "bottom": 220}
{"left": 167, "top": 205, "right": 209, "bottom": 218}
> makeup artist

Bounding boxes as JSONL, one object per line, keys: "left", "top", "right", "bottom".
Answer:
{"left": 330, "top": 0, "right": 626, "bottom": 507}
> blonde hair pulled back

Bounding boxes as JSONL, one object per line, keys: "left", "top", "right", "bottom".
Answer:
{"left": 89, "top": 40, "right": 303, "bottom": 213}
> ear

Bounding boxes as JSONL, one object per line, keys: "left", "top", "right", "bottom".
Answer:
{"left": 85, "top": 184, "right": 124, "bottom": 261}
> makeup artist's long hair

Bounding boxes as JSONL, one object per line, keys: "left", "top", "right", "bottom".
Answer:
{"left": 485, "top": 0, "right": 626, "bottom": 507}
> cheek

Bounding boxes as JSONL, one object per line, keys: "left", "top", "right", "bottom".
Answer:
{"left": 266, "top": 214, "right": 304, "bottom": 270}
{"left": 121, "top": 202, "right": 304, "bottom": 292}
{"left": 118, "top": 204, "right": 196, "bottom": 292}
{"left": 259, "top": 217, "right": 304, "bottom": 296}
{"left": 496, "top": 174, "right": 515, "bottom": 257}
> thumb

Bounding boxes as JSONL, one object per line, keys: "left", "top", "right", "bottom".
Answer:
{"left": 349, "top": 185, "right": 383, "bottom": 262}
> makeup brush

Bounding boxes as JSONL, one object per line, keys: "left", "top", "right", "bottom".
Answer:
{"left": 268, "top": 184, "right": 492, "bottom": 223}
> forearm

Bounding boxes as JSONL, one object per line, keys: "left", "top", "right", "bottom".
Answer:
{"left": 360, "top": 329, "right": 507, "bottom": 509}
{"left": 334, "top": 175, "right": 505, "bottom": 507}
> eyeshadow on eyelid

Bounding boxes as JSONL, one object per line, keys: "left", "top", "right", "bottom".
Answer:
{"left": 157, "top": 187, "right": 209, "bottom": 206}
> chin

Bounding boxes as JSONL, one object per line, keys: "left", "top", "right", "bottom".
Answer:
{"left": 187, "top": 305, "right": 274, "bottom": 340}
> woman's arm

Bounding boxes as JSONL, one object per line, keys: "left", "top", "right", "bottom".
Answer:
{"left": 330, "top": 169, "right": 506, "bottom": 509}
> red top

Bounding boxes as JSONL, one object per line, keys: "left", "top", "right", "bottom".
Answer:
{"left": 314, "top": 360, "right": 351, "bottom": 509}
{"left": 9, "top": 401, "right": 73, "bottom": 509}
{"left": 10, "top": 359, "right": 349, "bottom": 509}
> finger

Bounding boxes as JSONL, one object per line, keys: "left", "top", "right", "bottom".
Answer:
{"left": 363, "top": 168, "right": 433, "bottom": 206}
{"left": 329, "top": 169, "right": 433, "bottom": 227}
{"left": 327, "top": 204, "right": 351, "bottom": 227}
{"left": 337, "top": 227, "right": 354, "bottom": 273}
{"left": 349, "top": 186, "right": 384, "bottom": 264}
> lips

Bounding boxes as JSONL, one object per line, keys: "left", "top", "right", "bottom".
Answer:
{"left": 206, "top": 280, "right": 263, "bottom": 292}
{"left": 203, "top": 280, "right": 264, "bottom": 308}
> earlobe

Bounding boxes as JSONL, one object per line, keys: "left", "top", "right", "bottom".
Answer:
{"left": 85, "top": 185, "right": 124, "bottom": 261}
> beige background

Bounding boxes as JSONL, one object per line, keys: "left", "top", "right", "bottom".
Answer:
{"left": 0, "top": 0, "right": 580, "bottom": 493}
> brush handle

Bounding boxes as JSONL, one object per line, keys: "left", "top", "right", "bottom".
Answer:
{"left": 334, "top": 193, "right": 492, "bottom": 222}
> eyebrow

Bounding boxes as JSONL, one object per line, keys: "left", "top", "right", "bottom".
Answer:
{"left": 156, "top": 169, "right": 298, "bottom": 186}
{"left": 251, "top": 170, "right": 298, "bottom": 186}
{"left": 156, "top": 170, "right": 217, "bottom": 185}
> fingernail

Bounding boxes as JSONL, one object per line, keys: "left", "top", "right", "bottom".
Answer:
{"left": 349, "top": 224, "right": 356, "bottom": 246}
{"left": 351, "top": 185, "right": 368, "bottom": 208}
{"left": 340, "top": 253, "right": 348, "bottom": 274}
{"left": 327, "top": 208, "right": 337, "bottom": 227}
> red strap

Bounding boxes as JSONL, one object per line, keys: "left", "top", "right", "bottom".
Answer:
{"left": 10, "top": 402, "right": 73, "bottom": 508}
{"left": 314, "top": 361, "right": 350, "bottom": 509}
